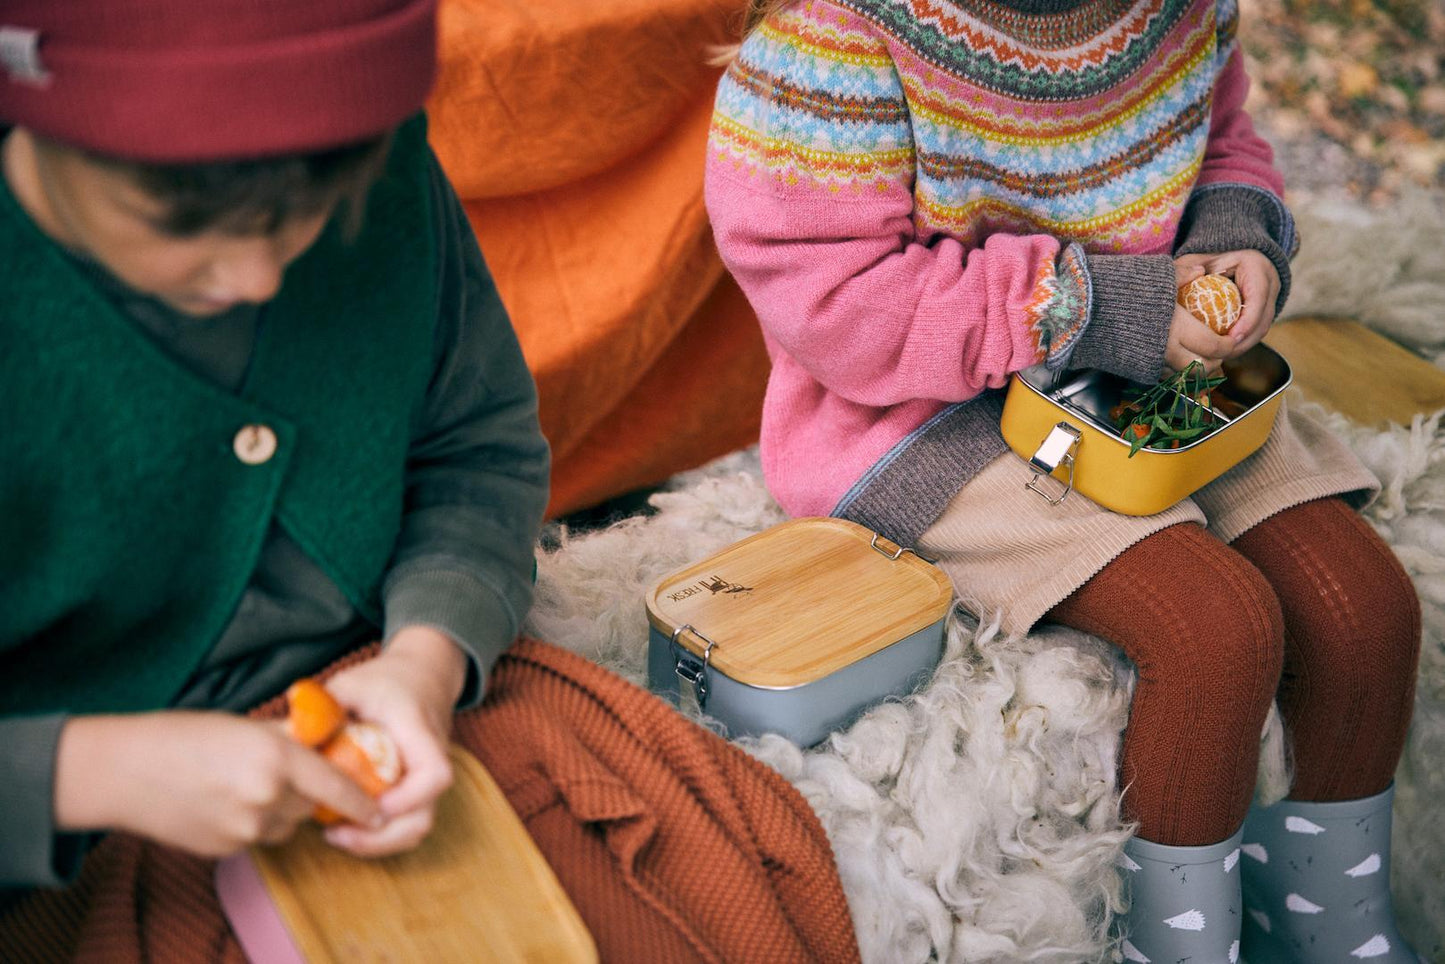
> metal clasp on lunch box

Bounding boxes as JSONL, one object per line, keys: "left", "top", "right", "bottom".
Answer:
{"left": 1026, "top": 422, "right": 1082, "bottom": 506}
{"left": 869, "top": 532, "right": 916, "bottom": 561}
{"left": 671, "top": 624, "right": 719, "bottom": 709}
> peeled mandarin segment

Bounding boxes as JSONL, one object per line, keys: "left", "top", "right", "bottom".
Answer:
{"left": 313, "top": 722, "right": 404, "bottom": 825}
{"left": 324, "top": 722, "right": 402, "bottom": 795}
{"left": 1177, "top": 273, "right": 1242, "bottom": 334}
{"left": 284, "top": 678, "right": 347, "bottom": 749}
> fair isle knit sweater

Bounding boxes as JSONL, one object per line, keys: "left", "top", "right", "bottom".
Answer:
{"left": 704, "top": 0, "right": 1297, "bottom": 544}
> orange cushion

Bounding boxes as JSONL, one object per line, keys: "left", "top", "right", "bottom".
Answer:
{"left": 427, "top": 0, "right": 769, "bottom": 517}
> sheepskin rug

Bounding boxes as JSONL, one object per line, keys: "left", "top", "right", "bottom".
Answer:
{"left": 525, "top": 190, "right": 1445, "bottom": 964}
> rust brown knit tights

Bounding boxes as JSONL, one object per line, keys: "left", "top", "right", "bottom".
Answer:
{"left": 1046, "top": 497, "right": 1420, "bottom": 846}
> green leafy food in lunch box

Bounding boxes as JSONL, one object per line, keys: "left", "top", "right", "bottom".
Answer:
{"left": 1111, "top": 362, "right": 1242, "bottom": 457}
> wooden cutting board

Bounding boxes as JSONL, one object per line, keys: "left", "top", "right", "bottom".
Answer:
{"left": 1266, "top": 316, "right": 1445, "bottom": 428}
{"left": 216, "top": 744, "right": 597, "bottom": 963}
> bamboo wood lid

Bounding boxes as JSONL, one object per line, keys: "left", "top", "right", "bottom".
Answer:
{"left": 243, "top": 744, "right": 597, "bottom": 963}
{"left": 646, "top": 517, "right": 954, "bottom": 688}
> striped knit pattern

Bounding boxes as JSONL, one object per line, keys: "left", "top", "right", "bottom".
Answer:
{"left": 713, "top": 0, "right": 1236, "bottom": 255}
{"left": 706, "top": 0, "right": 1256, "bottom": 527}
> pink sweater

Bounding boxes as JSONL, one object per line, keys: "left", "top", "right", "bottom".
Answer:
{"left": 705, "top": 0, "right": 1291, "bottom": 535}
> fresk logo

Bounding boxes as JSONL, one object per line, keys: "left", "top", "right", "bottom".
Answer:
{"left": 667, "top": 574, "right": 754, "bottom": 602}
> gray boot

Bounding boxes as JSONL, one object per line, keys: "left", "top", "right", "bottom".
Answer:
{"left": 1239, "top": 784, "right": 1424, "bottom": 962}
{"left": 1117, "top": 827, "right": 1244, "bottom": 963}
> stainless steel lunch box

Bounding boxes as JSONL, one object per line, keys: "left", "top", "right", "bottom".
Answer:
{"left": 645, "top": 517, "right": 954, "bottom": 746}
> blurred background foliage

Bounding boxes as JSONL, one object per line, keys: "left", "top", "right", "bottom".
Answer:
{"left": 1239, "top": 0, "right": 1445, "bottom": 203}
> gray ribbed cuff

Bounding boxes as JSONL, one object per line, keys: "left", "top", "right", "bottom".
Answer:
{"left": 1173, "top": 183, "right": 1296, "bottom": 315}
{"left": 1070, "top": 254, "right": 1175, "bottom": 384}
{"left": 0, "top": 714, "right": 92, "bottom": 888}
{"left": 383, "top": 568, "right": 518, "bottom": 709}
{"left": 837, "top": 392, "right": 1011, "bottom": 547}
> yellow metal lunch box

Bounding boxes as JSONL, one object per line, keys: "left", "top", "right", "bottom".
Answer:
{"left": 999, "top": 343, "right": 1293, "bottom": 515}
{"left": 645, "top": 517, "right": 954, "bottom": 746}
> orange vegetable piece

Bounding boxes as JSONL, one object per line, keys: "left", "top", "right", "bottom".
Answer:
{"left": 284, "top": 678, "right": 347, "bottom": 749}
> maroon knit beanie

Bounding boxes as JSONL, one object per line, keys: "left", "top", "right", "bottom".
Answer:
{"left": 0, "top": 0, "right": 437, "bottom": 162}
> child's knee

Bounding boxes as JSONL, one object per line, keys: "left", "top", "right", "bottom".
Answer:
{"left": 1291, "top": 517, "right": 1421, "bottom": 699}
{"left": 1146, "top": 571, "right": 1285, "bottom": 715}
{"left": 1352, "top": 547, "right": 1421, "bottom": 680}
{"left": 1298, "top": 574, "right": 1419, "bottom": 710}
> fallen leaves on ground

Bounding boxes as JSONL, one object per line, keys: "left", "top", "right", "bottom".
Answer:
{"left": 1240, "top": 0, "right": 1445, "bottom": 204}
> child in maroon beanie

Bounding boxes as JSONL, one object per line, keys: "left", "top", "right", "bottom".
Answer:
{"left": 0, "top": 0, "right": 549, "bottom": 890}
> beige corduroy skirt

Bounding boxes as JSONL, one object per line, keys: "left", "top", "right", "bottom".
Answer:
{"left": 916, "top": 399, "right": 1380, "bottom": 637}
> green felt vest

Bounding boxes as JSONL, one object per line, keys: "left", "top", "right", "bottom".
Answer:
{"left": 0, "top": 117, "right": 437, "bottom": 715}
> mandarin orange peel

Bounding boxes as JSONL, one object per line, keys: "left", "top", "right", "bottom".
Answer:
{"left": 283, "top": 677, "right": 404, "bottom": 825}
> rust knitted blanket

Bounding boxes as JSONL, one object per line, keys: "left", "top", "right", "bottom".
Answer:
{"left": 0, "top": 639, "right": 859, "bottom": 963}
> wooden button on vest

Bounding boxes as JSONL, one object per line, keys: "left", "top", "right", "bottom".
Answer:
{"left": 233, "top": 424, "right": 278, "bottom": 465}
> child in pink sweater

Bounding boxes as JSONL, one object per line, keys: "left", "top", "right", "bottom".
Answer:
{"left": 706, "top": 0, "right": 1422, "bottom": 959}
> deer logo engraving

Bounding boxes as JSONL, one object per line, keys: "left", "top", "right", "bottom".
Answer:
{"left": 700, "top": 574, "right": 754, "bottom": 596}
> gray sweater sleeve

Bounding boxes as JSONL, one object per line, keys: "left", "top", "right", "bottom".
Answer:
{"left": 380, "top": 152, "right": 551, "bottom": 709}
{"left": 1059, "top": 253, "right": 1177, "bottom": 385}
{"left": 1172, "top": 182, "right": 1298, "bottom": 315}
{"left": 1048, "top": 182, "right": 1298, "bottom": 386}
{"left": 0, "top": 715, "right": 93, "bottom": 889}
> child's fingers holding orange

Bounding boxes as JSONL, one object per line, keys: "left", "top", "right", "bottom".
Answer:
{"left": 370, "top": 713, "right": 453, "bottom": 818}
{"left": 255, "top": 790, "right": 322, "bottom": 845}
{"left": 1173, "top": 254, "right": 1211, "bottom": 287}
{"left": 324, "top": 803, "right": 439, "bottom": 858}
{"left": 1165, "top": 306, "right": 1233, "bottom": 375}
{"left": 1226, "top": 310, "right": 1266, "bottom": 356}
{"left": 1227, "top": 256, "right": 1281, "bottom": 354}
{"left": 285, "top": 738, "right": 383, "bottom": 830}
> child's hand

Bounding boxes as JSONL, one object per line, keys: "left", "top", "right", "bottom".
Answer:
{"left": 1174, "top": 250, "right": 1281, "bottom": 356}
{"left": 319, "top": 626, "right": 467, "bottom": 857}
{"left": 1165, "top": 259, "right": 1233, "bottom": 374}
{"left": 53, "top": 711, "right": 381, "bottom": 858}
